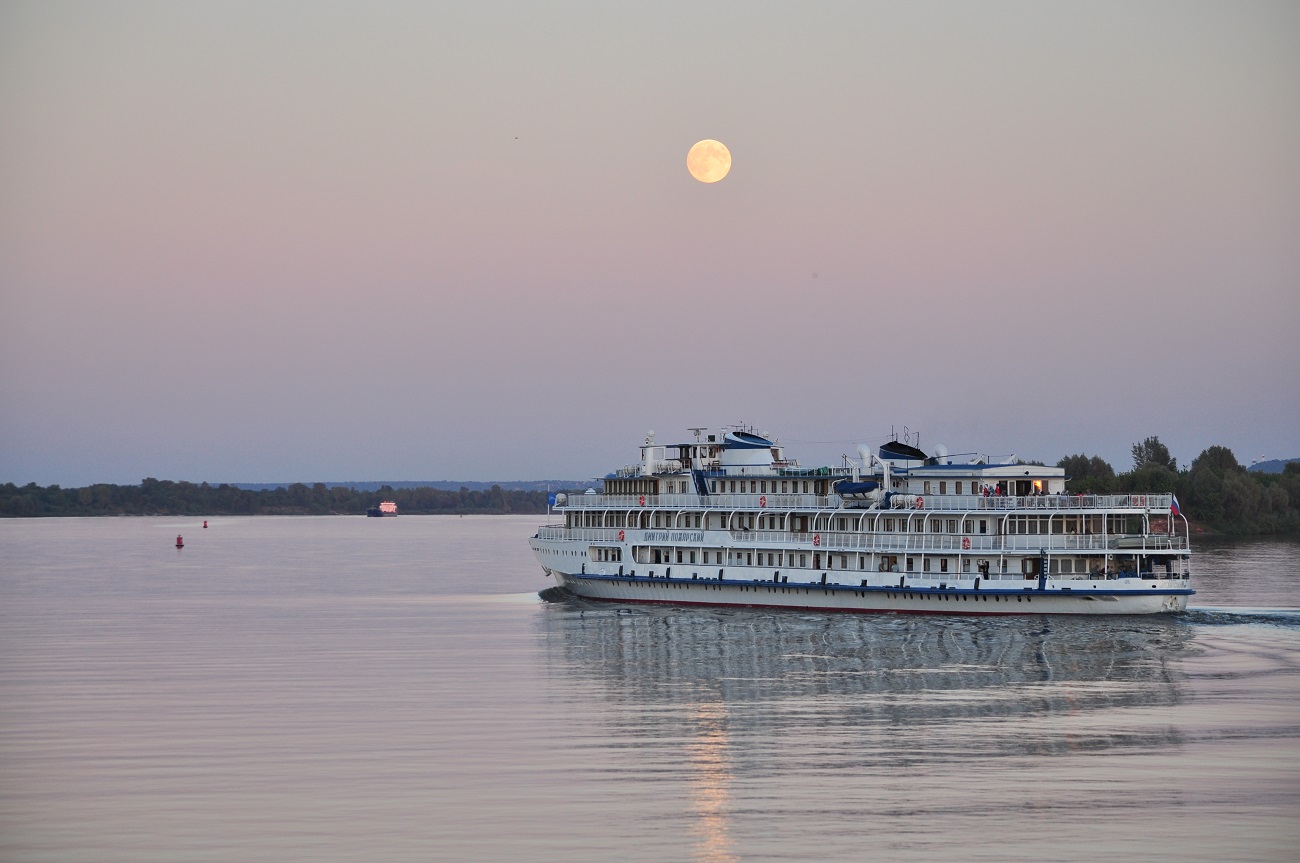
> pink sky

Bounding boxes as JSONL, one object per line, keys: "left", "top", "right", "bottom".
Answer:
{"left": 2, "top": 2, "right": 1297, "bottom": 484}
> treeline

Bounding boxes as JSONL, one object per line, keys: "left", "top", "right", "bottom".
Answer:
{"left": 0, "top": 478, "right": 571, "bottom": 517}
{"left": 1059, "top": 437, "right": 1300, "bottom": 535}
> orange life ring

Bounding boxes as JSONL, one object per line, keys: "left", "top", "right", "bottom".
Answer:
{"left": 813, "top": 533, "right": 821, "bottom": 546}
{"left": 961, "top": 537, "right": 971, "bottom": 550}
{"left": 916, "top": 496, "right": 924, "bottom": 509}
{"left": 759, "top": 495, "right": 767, "bottom": 507}
{"left": 638, "top": 495, "right": 646, "bottom": 507}
{"left": 617, "top": 530, "right": 625, "bottom": 541}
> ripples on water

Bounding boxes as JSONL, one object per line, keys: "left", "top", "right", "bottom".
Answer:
{"left": 1, "top": 518, "right": 1297, "bottom": 862}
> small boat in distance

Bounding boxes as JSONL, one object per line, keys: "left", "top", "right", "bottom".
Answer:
{"left": 529, "top": 426, "right": 1194, "bottom": 615}
{"left": 367, "top": 500, "right": 398, "bottom": 517}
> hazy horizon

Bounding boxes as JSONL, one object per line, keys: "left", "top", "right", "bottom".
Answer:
{"left": 3, "top": 2, "right": 1297, "bottom": 487}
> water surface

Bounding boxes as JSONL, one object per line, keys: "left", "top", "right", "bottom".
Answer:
{"left": 2, "top": 518, "right": 1297, "bottom": 861}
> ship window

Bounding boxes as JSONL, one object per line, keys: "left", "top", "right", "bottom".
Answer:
{"left": 710, "top": 481, "right": 718, "bottom": 493}
{"left": 729, "top": 481, "right": 736, "bottom": 493}
{"left": 782, "top": 481, "right": 789, "bottom": 493}
{"left": 947, "top": 519, "right": 957, "bottom": 533}
{"left": 859, "top": 555, "right": 865, "bottom": 569}
{"left": 746, "top": 552, "right": 752, "bottom": 565}
{"left": 906, "top": 557, "right": 914, "bottom": 572}
{"left": 840, "top": 555, "right": 847, "bottom": 569}
{"left": 802, "top": 482, "right": 809, "bottom": 493}
{"left": 940, "top": 558, "right": 949, "bottom": 573}
{"left": 923, "top": 558, "right": 931, "bottom": 572}
{"left": 957, "top": 482, "right": 963, "bottom": 495}
{"left": 979, "top": 520, "right": 987, "bottom": 534}
{"left": 751, "top": 481, "right": 757, "bottom": 493}
{"left": 1001, "top": 559, "right": 1008, "bottom": 573}
{"left": 885, "top": 518, "right": 894, "bottom": 532}
{"left": 694, "top": 514, "right": 701, "bottom": 528}
{"left": 800, "top": 554, "right": 807, "bottom": 567}
{"left": 940, "top": 481, "right": 947, "bottom": 495}
{"left": 931, "top": 521, "right": 941, "bottom": 533}
{"left": 761, "top": 481, "right": 767, "bottom": 493}
{"left": 962, "top": 558, "right": 971, "bottom": 573}
{"left": 924, "top": 481, "right": 931, "bottom": 495}
{"left": 676, "top": 550, "right": 682, "bottom": 563}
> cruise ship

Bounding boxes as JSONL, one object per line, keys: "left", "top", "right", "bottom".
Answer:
{"left": 529, "top": 427, "right": 1193, "bottom": 615}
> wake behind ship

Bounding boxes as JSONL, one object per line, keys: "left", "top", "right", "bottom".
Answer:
{"left": 529, "top": 427, "right": 1193, "bottom": 615}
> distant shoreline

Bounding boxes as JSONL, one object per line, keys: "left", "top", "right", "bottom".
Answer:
{"left": 0, "top": 480, "right": 582, "bottom": 518}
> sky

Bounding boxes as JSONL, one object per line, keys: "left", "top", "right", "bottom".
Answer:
{"left": 2, "top": 1, "right": 1298, "bottom": 486}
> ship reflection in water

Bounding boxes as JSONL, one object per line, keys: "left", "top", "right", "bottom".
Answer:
{"left": 540, "top": 597, "right": 1191, "bottom": 752}
{"left": 538, "top": 598, "right": 1200, "bottom": 860}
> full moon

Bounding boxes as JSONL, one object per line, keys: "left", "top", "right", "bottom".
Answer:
{"left": 686, "top": 139, "right": 731, "bottom": 183}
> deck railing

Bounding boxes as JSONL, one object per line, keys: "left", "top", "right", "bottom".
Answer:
{"left": 560, "top": 492, "right": 1174, "bottom": 512}
{"left": 534, "top": 525, "right": 1189, "bottom": 552}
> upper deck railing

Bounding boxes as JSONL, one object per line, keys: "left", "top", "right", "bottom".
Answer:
{"left": 560, "top": 492, "right": 1174, "bottom": 512}
{"left": 533, "top": 525, "right": 1189, "bottom": 552}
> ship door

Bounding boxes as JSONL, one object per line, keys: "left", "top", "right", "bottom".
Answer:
{"left": 813, "top": 553, "right": 821, "bottom": 570}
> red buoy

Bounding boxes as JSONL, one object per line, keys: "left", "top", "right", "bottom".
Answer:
{"left": 203, "top": 520, "right": 208, "bottom": 528}
{"left": 176, "top": 535, "right": 184, "bottom": 548}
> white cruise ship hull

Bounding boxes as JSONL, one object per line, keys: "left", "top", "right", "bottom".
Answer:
{"left": 532, "top": 544, "right": 1191, "bottom": 616}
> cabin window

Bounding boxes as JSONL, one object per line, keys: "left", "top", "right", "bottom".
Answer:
{"left": 962, "top": 558, "right": 971, "bottom": 573}
{"left": 906, "top": 557, "right": 914, "bottom": 572}
{"left": 803, "top": 481, "right": 809, "bottom": 493}
{"left": 940, "top": 558, "right": 949, "bottom": 573}
{"left": 710, "top": 481, "right": 718, "bottom": 493}
{"left": 885, "top": 518, "right": 894, "bottom": 532}
{"left": 957, "top": 481, "right": 963, "bottom": 495}
{"left": 947, "top": 519, "right": 957, "bottom": 533}
{"left": 800, "top": 554, "right": 807, "bottom": 567}
{"left": 676, "top": 550, "right": 683, "bottom": 563}
{"left": 859, "top": 555, "right": 866, "bottom": 570}
{"left": 781, "top": 481, "right": 788, "bottom": 493}
{"left": 979, "top": 520, "right": 987, "bottom": 534}
{"left": 761, "top": 481, "right": 767, "bottom": 493}
{"left": 923, "top": 558, "right": 931, "bottom": 572}
{"left": 940, "top": 481, "right": 947, "bottom": 495}
{"left": 746, "top": 553, "right": 752, "bottom": 565}
{"left": 840, "top": 555, "right": 847, "bottom": 569}
{"left": 924, "top": 481, "right": 931, "bottom": 495}
{"left": 931, "top": 521, "right": 941, "bottom": 533}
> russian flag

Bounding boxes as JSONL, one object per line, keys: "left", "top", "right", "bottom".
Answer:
{"left": 1170, "top": 494, "right": 1181, "bottom": 517}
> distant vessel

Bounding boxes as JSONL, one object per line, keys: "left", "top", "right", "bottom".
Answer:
{"left": 530, "top": 426, "right": 1193, "bottom": 615}
{"left": 367, "top": 500, "right": 398, "bottom": 517}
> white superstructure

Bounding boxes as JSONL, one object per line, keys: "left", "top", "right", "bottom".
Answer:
{"left": 530, "top": 427, "right": 1193, "bottom": 615}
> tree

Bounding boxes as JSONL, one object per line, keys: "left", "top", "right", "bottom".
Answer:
{"left": 1131, "top": 436, "right": 1176, "bottom": 472}
{"left": 1191, "top": 445, "right": 1241, "bottom": 475}
{"left": 1057, "top": 453, "right": 1115, "bottom": 492}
